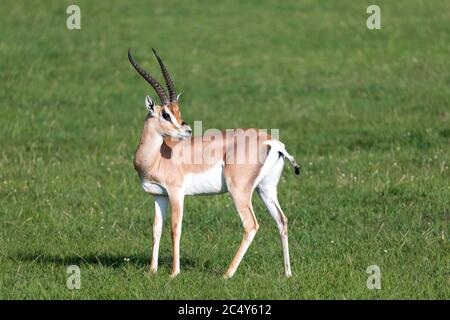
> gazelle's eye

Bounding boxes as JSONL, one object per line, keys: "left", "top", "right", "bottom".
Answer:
{"left": 162, "top": 112, "right": 171, "bottom": 121}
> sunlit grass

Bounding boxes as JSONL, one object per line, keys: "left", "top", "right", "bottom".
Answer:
{"left": 0, "top": 0, "right": 448, "bottom": 299}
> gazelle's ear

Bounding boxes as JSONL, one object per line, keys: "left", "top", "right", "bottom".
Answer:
{"left": 145, "top": 96, "right": 156, "bottom": 115}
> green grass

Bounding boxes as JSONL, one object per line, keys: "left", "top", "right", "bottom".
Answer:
{"left": 0, "top": 0, "right": 449, "bottom": 299}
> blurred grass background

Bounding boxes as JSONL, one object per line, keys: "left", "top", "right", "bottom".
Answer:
{"left": 0, "top": 0, "right": 448, "bottom": 299}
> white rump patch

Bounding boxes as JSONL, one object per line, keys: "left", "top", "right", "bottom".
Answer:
{"left": 253, "top": 140, "right": 286, "bottom": 189}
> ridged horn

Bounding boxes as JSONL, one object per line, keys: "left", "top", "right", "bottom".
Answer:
{"left": 152, "top": 48, "right": 177, "bottom": 103}
{"left": 128, "top": 49, "right": 169, "bottom": 105}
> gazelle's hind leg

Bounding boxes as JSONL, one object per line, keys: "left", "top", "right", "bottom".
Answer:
{"left": 223, "top": 182, "right": 259, "bottom": 278}
{"left": 256, "top": 157, "right": 292, "bottom": 277}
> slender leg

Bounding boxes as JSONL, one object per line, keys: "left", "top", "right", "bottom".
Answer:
{"left": 150, "top": 196, "right": 168, "bottom": 273}
{"left": 169, "top": 191, "right": 184, "bottom": 277}
{"left": 224, "top": 189, "right": 259, "bottom": 278}
{"left": 257, "top": 186, "right": 292, "bottom": 277}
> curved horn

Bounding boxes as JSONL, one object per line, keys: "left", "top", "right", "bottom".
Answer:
{"left": 152, "top": 48, "right": 177, "bottom": 103}
{"left": 128, "top": 49, "right": 169, "bottom": 105}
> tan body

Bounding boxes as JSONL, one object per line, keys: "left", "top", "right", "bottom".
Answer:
{"left": 128, "top": 49, "right": 300, "bottom": 278}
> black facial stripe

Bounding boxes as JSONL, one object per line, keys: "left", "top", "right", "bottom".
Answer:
{"left": 162, "top": 112, "right": 171, "bottom": 122}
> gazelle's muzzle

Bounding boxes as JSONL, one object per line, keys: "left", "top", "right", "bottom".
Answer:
{"left": 178, "top": 125, "right": 192, "bottom": 140}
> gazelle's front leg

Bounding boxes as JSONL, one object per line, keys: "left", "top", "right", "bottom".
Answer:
{"left": 150, "top": 196, "right": 168, "bottom": 273}
{"left": 169, "top": 191, "right": 184, "bottom": 277}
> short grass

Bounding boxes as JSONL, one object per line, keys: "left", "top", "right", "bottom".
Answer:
{"left": 0, "top": 0, "right": 449, "bottom": 299}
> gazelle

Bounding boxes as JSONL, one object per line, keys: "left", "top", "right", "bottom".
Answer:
{"left": 128, "top": 48, "right": 300, "bottom": 278}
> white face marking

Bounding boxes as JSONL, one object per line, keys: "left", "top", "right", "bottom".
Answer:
{"left": 183, "top": 161, "right": 228, "bottom": 196}
{"left": 163, "top": 107, "right": 180, "bottom": 128}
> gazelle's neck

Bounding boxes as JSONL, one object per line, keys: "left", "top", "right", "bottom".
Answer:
{"left": 134, "top": 117, "right": 163, "bottom": 178}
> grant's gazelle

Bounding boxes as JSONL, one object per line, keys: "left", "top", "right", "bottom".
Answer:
{"left": 128, "top": 48, "right": 300, "bottom": 278}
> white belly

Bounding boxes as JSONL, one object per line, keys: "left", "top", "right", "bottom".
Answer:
{"left": 183, "top": 161, "right": 228, "bottom": 196}
{"left": 141, "top": 180, "right": 168, "bottom": 196}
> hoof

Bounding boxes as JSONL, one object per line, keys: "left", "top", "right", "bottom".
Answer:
{"left": 223, "top": 271, "right": 234, "bottom": 279}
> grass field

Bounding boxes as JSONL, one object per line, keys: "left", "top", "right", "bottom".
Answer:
{"left": 0, "top": 0, "right": 449, "bottom": 299}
